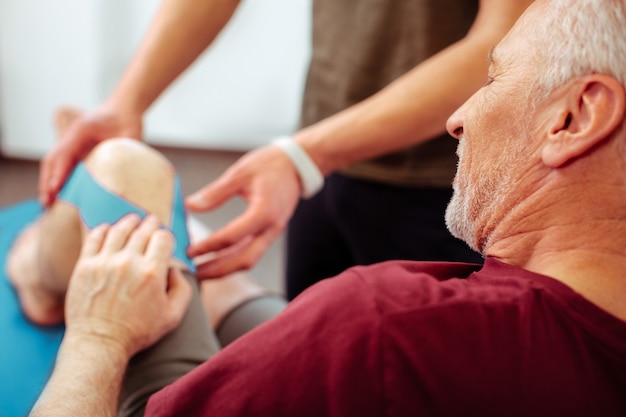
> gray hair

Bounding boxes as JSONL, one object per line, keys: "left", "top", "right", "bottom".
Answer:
{"left": 531, "top": 0, "right": 626, "bottom": 102}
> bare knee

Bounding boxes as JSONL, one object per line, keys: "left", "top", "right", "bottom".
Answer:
{"left": 85, "top": 137, "right": 172, "bottom": 175}
{"left": 84, "top": 138, "right": 176, "bottom": 225}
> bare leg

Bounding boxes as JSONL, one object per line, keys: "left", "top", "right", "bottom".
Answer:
{"left": 6, "top": 219, "right": 70, "bottom": 325}
{"left": 8, "top": 138, "right": 176, "bottom": 326}
{"left": 7, "top": 106, "right": 87, "bottom": 324}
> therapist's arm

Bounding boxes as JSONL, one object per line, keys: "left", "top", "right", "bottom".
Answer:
{"left": 39, "top": 0, "right": 241, "bottom": 207}
{"left": 294, "top": 0, "right": 534, "bottom": 174}
{"left": 104, "top": 0, "right": 241, "bottom": 119}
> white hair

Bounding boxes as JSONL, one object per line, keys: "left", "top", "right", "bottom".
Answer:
{"left": 531, "top": 0, "right": 626, "bottom": 100}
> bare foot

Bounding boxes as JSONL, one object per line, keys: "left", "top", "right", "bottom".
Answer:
{"left": 7, "top": 222, "right": 65, "bottom": 326}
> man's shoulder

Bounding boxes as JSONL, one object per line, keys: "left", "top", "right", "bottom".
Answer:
{"left": 335, "top": 260, "right": 486, "bottom": 313}
{"left": 309, "top": 258, "right": 546, "bottom": 321}
{"left": 358, "top": 259, "right": 483, "bottom": 281}
{"left": 289, "top": 258, "right": 554, "bottom": 356}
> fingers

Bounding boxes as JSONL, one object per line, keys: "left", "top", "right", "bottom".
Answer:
{"left": 145, "top": 229, "right": 176, "bottom": 274}
{"left": 81, "top": 214, "right": 168, "bottom": 258}
{"left": 185, "top": 145, "right": 275, "bottom": 212}
{"left": 39, "top": 104, "right": 146, "bottom": 207}
{"left": 185, "top": 185, "right": 221, "bottom": 212}
{"left": 125, "top": 215, "right": 161, "bottom": 253}
{"left": 194, "top": 226, "right": 281, "bottom": 279}
{"left": 80, "top": 223, "right": 110, "bottom": 257}
{"left": 165, "top": 268, "right": 193, "bottom": 322}
{"left": 38, "top": 145, "right": 77, "bottom": 207}
{"left": 99, "top": 214, "right": 176, "bottom": 279}
{"left": 66, "top": 215, "right": 187, "bottom": 356}
{"left": 186, "top": 144, "right": 301, "bottom": 276}
{"left": 39, "top": 120, "right": 94, "bottom": 207}
{"left": 185, "top": 170, "right": 239, "bottom": 212}
{"left": 187, "top": 203, "right": 273, "bottom": 257}
{"left": 100, "top": 214, "right": 142, "bottom": 253}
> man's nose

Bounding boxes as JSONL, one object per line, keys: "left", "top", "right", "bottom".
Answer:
{"left": 446, "top": 108, "right": 464, "bottom": 140}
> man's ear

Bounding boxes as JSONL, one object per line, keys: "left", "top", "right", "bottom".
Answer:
{"left": 542, "top": 74, "right": 625, "bottom": 168}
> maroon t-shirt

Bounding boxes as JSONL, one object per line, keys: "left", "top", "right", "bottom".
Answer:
{"left": 146, "top": 258, "right": 626, "bottom": 416}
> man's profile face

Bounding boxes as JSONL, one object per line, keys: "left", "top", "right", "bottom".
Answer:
{"left": 445, "top": 5, "right": 546, "bottom": 253}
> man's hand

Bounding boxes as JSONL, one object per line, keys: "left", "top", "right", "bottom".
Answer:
{"left": 64, "top": 214, "right": 192, "bottom": 358}
{"left": 38, "top": 105, "right": 142, "bottom": 207}
{"left": 185, "top": 144, "right": 302, "bottom": 279}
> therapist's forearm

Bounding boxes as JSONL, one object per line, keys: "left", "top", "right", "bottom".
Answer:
{"left": 30, "top": 334, "right": 130, "bottom": 417}
{"left": 293, "top": 0, "right": 533, "bottom": 176}
{"left": 292, "top": 36, "right": 491, "bottom": 176}
{"left": 106, "top": 0, "right": 241, "bottom": 116}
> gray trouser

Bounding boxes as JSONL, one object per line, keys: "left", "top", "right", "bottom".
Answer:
{"left": 119, "top": 272, "right": 287, "bottom": 417}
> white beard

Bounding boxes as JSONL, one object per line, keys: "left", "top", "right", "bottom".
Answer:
{"left": 445, "top": 139, "right": 516, "bottom": 254}
{"left": 445, "top": 180, "right": 479, "bottom": 252}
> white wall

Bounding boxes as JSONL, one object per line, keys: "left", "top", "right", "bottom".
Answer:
{"left": 0, "top": 0, "right": 311, "bottom": 159}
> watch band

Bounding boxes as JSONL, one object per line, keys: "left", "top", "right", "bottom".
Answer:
{"left": 272, "top": 136, "right": 324, "bottom": 198}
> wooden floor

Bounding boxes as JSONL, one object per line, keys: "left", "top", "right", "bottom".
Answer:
{"left": 0, "top": 146, "right": 285, "bottom": 294}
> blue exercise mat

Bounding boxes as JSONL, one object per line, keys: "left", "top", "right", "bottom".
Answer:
{"left": 0, "top": 200, "right": 64, "bottom": 417}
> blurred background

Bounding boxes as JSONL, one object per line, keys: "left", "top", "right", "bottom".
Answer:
{"left": 0, "top": 0, "right": 311, "bottom": 157}
{"left": 0, "top": 0, "right": 312, "bottom": 292}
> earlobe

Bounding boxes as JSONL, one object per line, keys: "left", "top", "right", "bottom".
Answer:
{"left": 541, "top": 75, "right": 626, "bottom": 168}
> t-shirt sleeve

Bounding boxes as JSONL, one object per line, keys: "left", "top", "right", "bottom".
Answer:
{"left": 145, "top": 269, "right": 385, "bottom": 417}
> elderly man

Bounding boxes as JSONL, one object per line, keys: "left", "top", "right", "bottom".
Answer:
{"left": 30, "top": 0, "right": 626, "bottom": 416}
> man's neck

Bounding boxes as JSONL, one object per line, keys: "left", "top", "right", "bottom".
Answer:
{"left": 486, "top": 185, "right": 626, "bottom": 322}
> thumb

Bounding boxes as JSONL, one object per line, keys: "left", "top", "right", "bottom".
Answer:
{"left": 185, "top": 178, "right": 237, "bottom": 212}
{"left": 38, "top": 148, "right": 77, "bottom": 207}
{"left": 165, "top": 268, "right": 193, "bottom": 327}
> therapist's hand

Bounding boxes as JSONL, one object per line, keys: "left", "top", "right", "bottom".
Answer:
{"left": 186, "top": 144, "right": 302, "bottom": 279}
{"left": 38, "top": 104, "right": 143, "bottom": 207}
{"left": 65, "top": 214, "right": 192, "bottom": 358}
